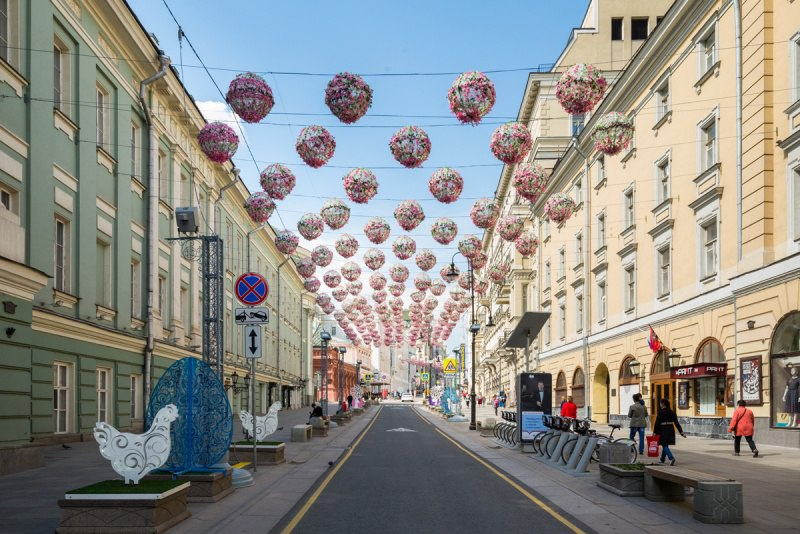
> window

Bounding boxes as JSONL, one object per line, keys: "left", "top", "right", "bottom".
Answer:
{"left": 573, "top": 177, "right": 582, "bottom": 205}
{"left": 158, "top": 275, "right": 166, "bottom": 315}
{"left": 521, "top": 283, "right": 528, "bottom": 313}
{"left": 555, "top": 371, "right": 567, "bottom": 406}
{"left": 54, "top": 218, "right": 69, "bottom": 292}
{"left": 543, "top": 220, "right": 551, "bottom": 240}
{"left": 697, "top": 338, "right": 725, "bottom": 363}
{"left": 571, "top": 114, "right": 585, "bottom": 136}
{"left": 624, "top": 264, "right": 636, "bottom": 311}
{"left": 701, "top": 29, "right": 716, "bottom": 72}
{"left": 181, "top": 286, "right": 190, "bottom": 331}
{"left": 53, "top": 362, "right": 70, "bottom": 433}
{"left": 596, "top": 212, "right": 606, "bottom": 249}
{"left": 701, "top": 116, "right": 717, "bottom": 170}
{"left": 543, "top": 305, "right": 551, "bottom": 345}
{"left": 226, "top": 221, "right": 233, "bottom": 271}
{"left": 130, "top": 260, "right": 140, "bottom": 319}
{"left": 96, "top": 368, "right": 110, "bottom": 423}
{"left": 701, "top": 217, "right": 718, "bottom": 278}
{"left": 655, "top": 79, "right": 670, "bottom": 121}
{"left": 597, "top": 280, "right": 607, "bottom": 322}
{"left": 0, "top": 184, "right": 16, "bottom": 216}
{"left": 158, "top": 150, "right": 168, "bottom": 202}
{"left": 624, "top": 188, "right": 635, "bottom": 228}
{"left": 794, "top": 166, "right": 800, "bottom": 241}
{"left": 576, "top": 293, "right": 583, "bottom": 333}
{"left": 130, "top": 374, "right": 142, "bottom": 420}
{"left": 559, "top": 302, "right": 566, "bottom": 340}
{"left": 544, "top": 260, "right": 551, "bottom": 288}
{"left": 656, "top": 157, "right": 670, "bottom": 203}
{"left": 631, "top": 18, "right": 648, "bottom": 40}
{"left": 572, "top": 368, "right": 585, "bottom": 407}
{"left": 130, "top": 124, "right": 140, "bottom": 180}
{"left": 96, "top": 240, "right": 111, "bottom": 307}
{"left": 793, "top": 33, "right": 800, "bottom": 102}
{"left": 225, "top": 310, "right": 232, "bottom": 353}
{"left": 611, "top": 18, "right": 623, "bottom": 41}
{"left": 53, "top": 45, "right": 62, "bottom": 110}
{"left": 596, "top": 155, "right": 606, "bottom": 185}
{"left": 657, "top": 245, "right": 671, "bottom": 297}
{"left": 96, "top": 85, "right": 109, "bottom": 149}
{"left": 558, "top": 248, "right": 566, "bottom": 279}
{"left": 575, "top": 233, "right": 583, "bottom": 265}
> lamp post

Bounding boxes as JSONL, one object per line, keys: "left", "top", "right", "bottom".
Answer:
{"left": 355, "top": 359, "right": 362, "bottom": 403}
{"left": 320, "top": 330, "right": 331, "bottom": 416}
{"left": 338, "top": 346, "right": 347, "bottom": 407}
{"left": 224, "top": 371, "right": 251, "bottom": 395}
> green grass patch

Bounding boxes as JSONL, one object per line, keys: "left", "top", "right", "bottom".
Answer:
{"left": 66, "top": 479, "right": 185, "bottom": 495}
{"left": 232, "top": 440, "right": 283, "bottom": 446}
{"left": 610, "top": 462, "right": 646, "bottom": 471}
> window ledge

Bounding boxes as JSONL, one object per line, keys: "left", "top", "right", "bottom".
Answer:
{"left": 693, "top": 162, "right": 722, "bottom": 184}
{"left": 52, "top": 289, "right": 79, "bottom": 309}
{"left": 657, "top": 293, "right": 671, "bottom": 302}
{"left": 594, "top": 244, "right": 607, "bottom": 256}
{"left": 95, "top": 304, "right": 116, "bottom": 321}
{"left": 694, "top": 60, "right": 721, "bottom": 94}
{"left": 53, "top": 108, "right": 78, "bottom": 141}
{"left": 594, "top": 177, "right": 607, "bottom": 190}
{"left": 96, "top": 146, "right": 116, "bottom": 174}
{"left": 0, "top": 56, "right": 28, "bottom": 97}
{"left": 652, "top": 110, "right": 673, "bottom": 131}
{"left": 784, "top": 98, "right": 800, "bottom": 117}
{"left": 620, "top": 147, "right": 637, "bottom": 163}
{"left": 700, "top": 273, "right": 717, "bottom": 284}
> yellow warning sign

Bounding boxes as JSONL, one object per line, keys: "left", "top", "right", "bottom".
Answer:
{"left": 443, "top": 358, "right": 458, "bottom": 374}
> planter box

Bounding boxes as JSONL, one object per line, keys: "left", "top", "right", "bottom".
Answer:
{"left": 144, "top": 469, "right": 233, "bottom": 503}
{"left": 57, "top": 481, "right": 190, "bottom": 533}
{"left": 597, "top": 464, "right": 645, "bottom": 497}
{"left": 229, "top": 442, "right": 285, "bottom": 465}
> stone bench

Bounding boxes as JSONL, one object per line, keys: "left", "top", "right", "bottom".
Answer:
{"left": 330, "top": 414, "right": 348, "bottom": 425}
{"left": 310, "top": 417, "right": 328, "bottom": 437}
{"left": 645, "top": 466, "right": 743, "bottom": 524}
{"left": 479, "top": 418, "right": 496, "bottom": 437}
{"left": 292, "top": 424, "right": 312, "bottom": 442}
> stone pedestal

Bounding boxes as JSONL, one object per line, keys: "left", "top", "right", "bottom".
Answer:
{"left": 229, "top": 443, "right": 285, "bottom": 465}
{"left": 57, "top": 482, "right": 190, "bottom": 533}
{"left": 597, "top": 464, "right": 645, "bottom": 497}
{"left": 144, "top": 469, "right": 233, "bottom": 503}
{"left": 292, "top": 424, "right": 312, "bottom": 442}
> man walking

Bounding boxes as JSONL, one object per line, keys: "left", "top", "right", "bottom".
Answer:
{"left": 628, "top": 393, "right": 648, "bottom": 455}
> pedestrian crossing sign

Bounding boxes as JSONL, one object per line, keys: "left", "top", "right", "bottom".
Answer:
{"left": 421, "top": 372, "right": 429, "bottom": 381}
{"left": 364, "top": 374, "right": 372, "bottom": 382}
{"left": 443, "top": 358, "right": 458, "bottom": 374}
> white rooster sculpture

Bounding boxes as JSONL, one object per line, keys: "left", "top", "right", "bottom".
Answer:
{"left": 239, "top": 402, "right": 282, "bottom": 442}
{"left": 93, "top": 404, "right": 179, "bottom": 485}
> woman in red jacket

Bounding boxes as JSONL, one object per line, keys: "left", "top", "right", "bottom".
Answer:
{"left": 561, "top": 396, "right": 577, "bottom": 419}
{"left": 728, "top": 399, "right": 759, "bottom": 457}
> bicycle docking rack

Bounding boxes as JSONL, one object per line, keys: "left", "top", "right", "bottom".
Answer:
{"left": 529, "top": 430, "right": 597, "bottom": 477}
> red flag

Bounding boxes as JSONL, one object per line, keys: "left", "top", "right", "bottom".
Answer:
{"left": 647, "top": 326, "right": 663, "bottom": 353}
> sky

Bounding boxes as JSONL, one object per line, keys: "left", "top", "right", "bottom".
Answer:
{"left": 127, "top": 0, "right": 588, "bottom": 358}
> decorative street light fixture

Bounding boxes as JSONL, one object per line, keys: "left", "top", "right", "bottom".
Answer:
{"left": 320, "top": 330, "right": 332, "bottom": 416}
{"left": 628, "top": 358, "right": 641, "bottom": 376}
{"left": 224, "top": 371, "right": 251, "bottom": 394}
{"left": 668, "top": 348, "right": 682, "bottom": 369}
{"left": 338, "top": 346, "right": 347, "bottom": 406}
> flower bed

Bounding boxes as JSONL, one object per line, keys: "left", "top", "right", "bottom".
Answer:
{"left": 598, "top": 463, "right": 645, "bottom": 497}
{"left": 229, "top": 441, "right": 285, "bottom": 465}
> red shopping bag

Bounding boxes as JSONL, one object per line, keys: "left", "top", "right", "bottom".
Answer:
{"left": 646, "top": 435, "right": 660, "bottom": 458}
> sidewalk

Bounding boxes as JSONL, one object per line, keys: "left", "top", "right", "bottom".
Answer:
{"left": 429, "top": 404, "right": 799, "bottom": 533}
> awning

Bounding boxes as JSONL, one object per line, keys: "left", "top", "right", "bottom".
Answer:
{"left": 504, "top": 311, "right": 551, "bottom": 349}
{"left": 670, "top": 363, "right": 727, "bottom": 379}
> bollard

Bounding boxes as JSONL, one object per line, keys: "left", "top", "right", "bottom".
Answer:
{"left": 550, "top": 432, "right": 571, "bottom": 465}
{"left": 566, "top": 435, "right": 589, "bottom": 470}
{"left": 575, "top": 436, "right": 598, "bottom": 473}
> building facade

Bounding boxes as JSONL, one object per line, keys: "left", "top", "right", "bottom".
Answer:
{"left": 0, "top": 0, "right": 314, "bottom": 473}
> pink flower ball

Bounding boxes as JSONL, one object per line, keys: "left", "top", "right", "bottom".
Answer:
{"left": 496, "top": 215, "right": 524, "bottom": 242}
{"left": 335, "top": 234, "right": 359, "bottom": 258}
{"left": 227, "top": 72, "right": 274, "bottom": 123}
{"left": 320, "top": 198, "right": 351, "bottom": 230}
{"left": 198, "top": 122, "right": 239, "bottom": 164}
{"left": 440, "top": 263, "right": 459, "bottom": 282}
{"left": 341, "top": 261, "right": 362, "bottom": 282}
{"left": 296, "top": 257, "right": 316, "bottom": 278}
{"left": 392, "top": 235, "right": 417, "bottom": 260}
{"left": 447, "top": 71, "right": 496, "bottom": 125}
{"left": 304, "top": 277, "right": 321, "bottom": 293}
{"left": 394, "top": 200, "right": 425, "bottom": 232}
{"left": 389, "top": 126, "right": 431, "bottom": 168}
{"left": 311, "top": 245, "right": 333, "bottom": 267}
{"left": 458, "top": 235, "right": 482, "bottom": 259}
{"left": 244, "top": 192, "right": 275, "bottom": 223}
{"left": 297, "top": 213, "right": 325, "bottom": 240}
{"left": 471, "top": 251, "right": 488, "bottom": 270}
{"left": 295, "top": 125, "right": 336, "bottom": 168}
{"left": 343, "top": 168, "right": 378, "bottom": 204}
{"left": 325, "top": 72, "right": 373, "bottom": 124}
{"left": 430, "top": 279, "right": 446, "bottom": 296}
{"left": 275, "top": 230, "right": 299, "bottom": 255}
{"left": 324, "top": 270, "right": 342, "bottom": 289}
{"left": 515, "top": 231, "right": 539, "bottom": 257}
{"left": 555, "top": 64, "right": 607, "bottom": 115}
{"left": 415, "top": 249, "right": 436, "bottom": 271}
{"left": 428, "top": 167, "right": 463, "bottom": 204}
{"left": 414, "top": 273, "right": 432, "bottom": 291}
{"left": 431, "top": 218, "right": 458, "bottom": 245}
{"left": 513, "top": 163, "right": 549, "bottom": 204}
{"left": 490, "top": 122, "right": 532, "bottom": 164}
{"left": 369, "top": 272, "right": 387, "bottom": 291}
{"left": 363, "top": 248, "right": 386, "bottom": 271}
{"left": 389, "top": 264, "right": 410, "bottom": 283}
{"left": 470, "top": 198, "right": 500, "bottom": 229}
{"left": 388, "top": 283, "right": 405, "bottom": 297}
{"left": 364, "top": 217, "right": 391, "bottom": 245}
{"left": 260, "top": 163, "right": 296, "bottom": 200}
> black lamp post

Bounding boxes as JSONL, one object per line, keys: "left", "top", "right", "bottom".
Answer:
{"left": 338, "top": 346, "right": 346, "bottom": 406}
{"left": 320, "top": 330, "right": 331, "bottom": 416}
{"left": 225, "top": 370, "right": 251, "bottom": 394}
{"left": 447, "top": 253, "right": 480, "bottom": 430}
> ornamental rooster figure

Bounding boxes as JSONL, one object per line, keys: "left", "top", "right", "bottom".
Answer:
{"left": 238, "top": 402, "right": 282, "bottom": 442}
{"left": 93, "top": 404, "right": 179, "bottom": 485}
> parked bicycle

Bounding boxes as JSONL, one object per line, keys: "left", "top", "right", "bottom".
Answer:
{"left": 558, "top": 419, "right": 638, "bottom": 464}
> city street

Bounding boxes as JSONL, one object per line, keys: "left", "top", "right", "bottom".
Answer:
{"left": 275, "top": 404, "right": 586, "bottom": 533}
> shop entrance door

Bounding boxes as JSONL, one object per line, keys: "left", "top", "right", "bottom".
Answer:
{"left": 650, "top": 379, "right": 675, "bottom": 431}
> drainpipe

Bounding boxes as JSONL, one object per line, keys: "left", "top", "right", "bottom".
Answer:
{"left": 139, "top": 52, "right": 171, "bottom": 408}
{"left": 214, "top": 168, "right": 240, "bottom": 237}
{"left": 246, "top": 224, "right": 266, "bottom": 271}
{"left": 572, "top": 137, "right": 591, "bottom": 417}
{"left": 536, "top": 216, "right": 542, "bottom": 372}
{"left": 276, "top": 256, "right": 291, "bottom": 405}
{"left": 300, "top": 290, "right": 309, "bottom": 407}
{"left": 733, "top": 0, "right": 743, "bottom": 404}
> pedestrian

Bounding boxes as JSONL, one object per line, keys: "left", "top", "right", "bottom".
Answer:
{"left": 728, "top": 399, "right": 759, "bottom": 457}
{"left": 561, "top": 395, "right": 577, "bottom": 419}
{"left": 308, "top": 402, "right": 322, "bottom": 423}
{"left": 628, "top": 393, "right": 648, "bottom": 455}
{"left": 652, "top": 398, "right": 686, "bottom": 465}
{"left": 493, "top": 394, "right": 499, "bottom": 416}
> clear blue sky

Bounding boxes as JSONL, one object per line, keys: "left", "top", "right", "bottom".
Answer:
{"left": 128, "top": 0, "right": 588, "bottom": 354}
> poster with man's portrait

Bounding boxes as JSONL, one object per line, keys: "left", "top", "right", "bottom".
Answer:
{"left": 740, "top": 356, "right": 762, "bottom": 405}
{"left": 678, "top": 381, "right": 689, "bottom": 409}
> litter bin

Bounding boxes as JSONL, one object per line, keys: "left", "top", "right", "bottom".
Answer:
{"left": 597, "top": 440, "right": 635, "bottom": 463}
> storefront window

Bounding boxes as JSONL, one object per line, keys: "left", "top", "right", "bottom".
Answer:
{"left": 693, "top": 338, "right": 726, "bottom": 416}
{"left": 572, "top": 368, "right": 585, "bottom": 407}
{"left": 555, "top": 371, "right": 567, "bottom": 407}
{"left": 696, "top": 378, "right": 717, "bottom": 415}
{"left": 770, "top": 311, "right": 800, "bottom": 428}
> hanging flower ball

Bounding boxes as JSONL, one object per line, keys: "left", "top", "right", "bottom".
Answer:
{"left": 311, "top": 245, "right": 333, "bottom": 267}
{"left": 347, "top": 281, "right": 363, "bottom": 295}
{"left": 363, "top": 217, "right": 391, "bottom": 244}
{"left": 488, "top": 263, "right": 510, "bottom": 283}
{"left": 490, "top": 122, "right": 532, "bottom": 164}
{"left": 513, "top": 163, "right": 549, "bottom": 203}
{"left": 430, "top": 279, "right": 446, "bottom": 296}
{"left": 592, "top": 112, "right": 635, "bottom": 156}
{"left": 335, "top": 234, "right": 359, "bottom": 258}
{"left": 515, "top": 231, "right": 539, "bottom": 257}
{"left": 341, "top": 261, "right": 362, "bottom": 282}
{"left": 389, "top": 264, "right": 410, "bottom": 283}
{"left": 470, "top": 198, "right": 500, "bottom": 229}
{"left": 447, "top": 71, "right": 496, "bottom": 125}
{"left": 544, "top": 193, "right": 578, "bottom": 225}
{"left": 475, "top": 278, "right": 489, "bottom": 296}
{"left": 297, "top": 213, "right": 325, "bottom": 240}
{"left": 440, "top": 263, "right": 459, "bottom": 282}
{"left": 458, "top": 234, "right": 482, "bottom": 259}
{"left": 450, "top": 287, "right": 465, "bottom": 302}
{"left": 316, "top": 293, "right": 332, "bottom": 307}
{"left": 555, "top": 64, "right": 607, "bottom": 115}
{"left": 198, "top": 122, "right": 239, "bottom": 164}
{"left": 394, "top": 200, "right": 425, "bottom": 231}
{"left": 414, "top": 273, "right": 432, "bottom": 292}
{"left": 275, "top": 230, "right": 299, "bottom": 255}
{"left": 369, "top": 272, "right": 387, "bottom": 291}
{"left": 430, "top": 217, "right": 458, "bottom": 245}
{"left": 296, "top": 258, "right": 316, "bottom": 278}
{"left": 389, "top": 126, "right": 431, "bottom": 168}
{"left": 388, "top": 283, "right": 405, "bottom": 297}
{"left": 325, "top": 72, "right": 373, "bottom": 124}
{"left": 458, "top": 271, "right": 473, "bottom": 291}
{"left": 332, "top": 288, "right": 348, "bottom": 302}
{"left": 392, "top": 236, "right": 417, "bottom": 260}
{"left": 424, "top": 297, "right": 438, "bottom": 311}
{"left": 324, "top": 270, "right": 342, "bottom": 288}
{"left": 471, "top": 251, "right": 488, "bottom": 270}
{"left": 259, "top": 163, "right": 296, "bottom": 200}
{"left": 372, "top": 290, "right": 387, "bottom": 303}
{"left": 363, "top": 248, "right": 385, "bottom": 271}
{"left": 304, "top": 276, "right": 321, "bottom": 293}
{"left": 226, "top": 72, "right": 274, "bottom": 124}
{"left": 408, "top": 291, "right": 425, "bottom": 304}
{"left": 343, "top": 168, "right": 378, "bottom": 204}
{"left": 295, "top": 125, "right": 336, "bottom": 168}
{"left": 428, "top": 167, "right": 463, "bottom": 204}
{"left": 415, "top": 249, "right": 436, "bottom": 271}
{"left": 322, "top": 302, "right": 337, "bottom": 314}
{"left": 496, "top": 215, "right": 524, "bottom": 242}
{"left": 320, "top": 198, "right": 351, "bottom": 230}
{"left": 244, "top": 192, "right": 275, "bottom": 223}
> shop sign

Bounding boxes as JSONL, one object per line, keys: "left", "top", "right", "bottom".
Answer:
{"left": 670, "top": 362, "right": 727, "bottom": 379}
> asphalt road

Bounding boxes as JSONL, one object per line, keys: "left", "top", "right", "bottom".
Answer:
{"left": 273, "top": 405, "right": 590, "bottom": 534}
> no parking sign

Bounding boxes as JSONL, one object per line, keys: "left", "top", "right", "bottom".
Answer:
{"left": 235, "top": 272, "right": 269, "bottom": 306}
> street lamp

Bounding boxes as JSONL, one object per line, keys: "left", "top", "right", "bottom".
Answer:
{"left": 668, "top": 348, "right": 682, "bottom": 369}
{"left": 338, "top": 346, "right": 347, "bottom": 407}
{"left": 224, "top": 371, "right": 251, "bottom": 394}
{"left": 355, "top": 359, "right": 362, "bottom": 401}
{"left": 476, "top": 304, "right": 495, "bottom": 328}
{"left": 320, "top": 330, "right": 331, "bottom": 416}
{"left": 628, "top": 358, "right": 641, "bottom": 376}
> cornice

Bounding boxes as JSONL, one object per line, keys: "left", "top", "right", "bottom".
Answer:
{"left": 0, "top": 257, "right": 49, "bottom": 300}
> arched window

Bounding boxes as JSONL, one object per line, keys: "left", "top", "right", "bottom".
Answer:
{"left": 695, "top": 338, "right": 725, "bottom": 363}
{"left": 651, "top": 351, "right": 669, "bottom": 375}
{"left": 555, "top": 371, "right": 567, "bottom": 406}
{"left": 572, "top": 368, "right": 585, "bottom": 407}
{"left": 619, "top": 356, "right": 638, "bottom": 385}
{"left": 770, "top": 312, "right": 800, "bottom": 428}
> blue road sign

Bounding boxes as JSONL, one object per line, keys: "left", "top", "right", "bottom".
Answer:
{"left": 235, "top": 272, "right": 269, "bottom": 306}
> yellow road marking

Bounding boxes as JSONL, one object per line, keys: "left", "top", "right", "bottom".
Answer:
{"left": 433, "top": 426, "right": 585, "bottom": 534}
{"left": 231, "top": 462, "right": 251, "bottom": 469}
{"left": 281, "top": 406, "right": 383, "bottom": 534}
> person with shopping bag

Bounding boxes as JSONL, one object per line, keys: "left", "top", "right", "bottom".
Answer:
{"left": 627, "top": 393, "right": 648, "bottom": 455}
{"left": 652, "top": 398, "right": 686, "bottom": 465}
{"left": 728, "top": 399, "right": 759, "bottom": 457}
